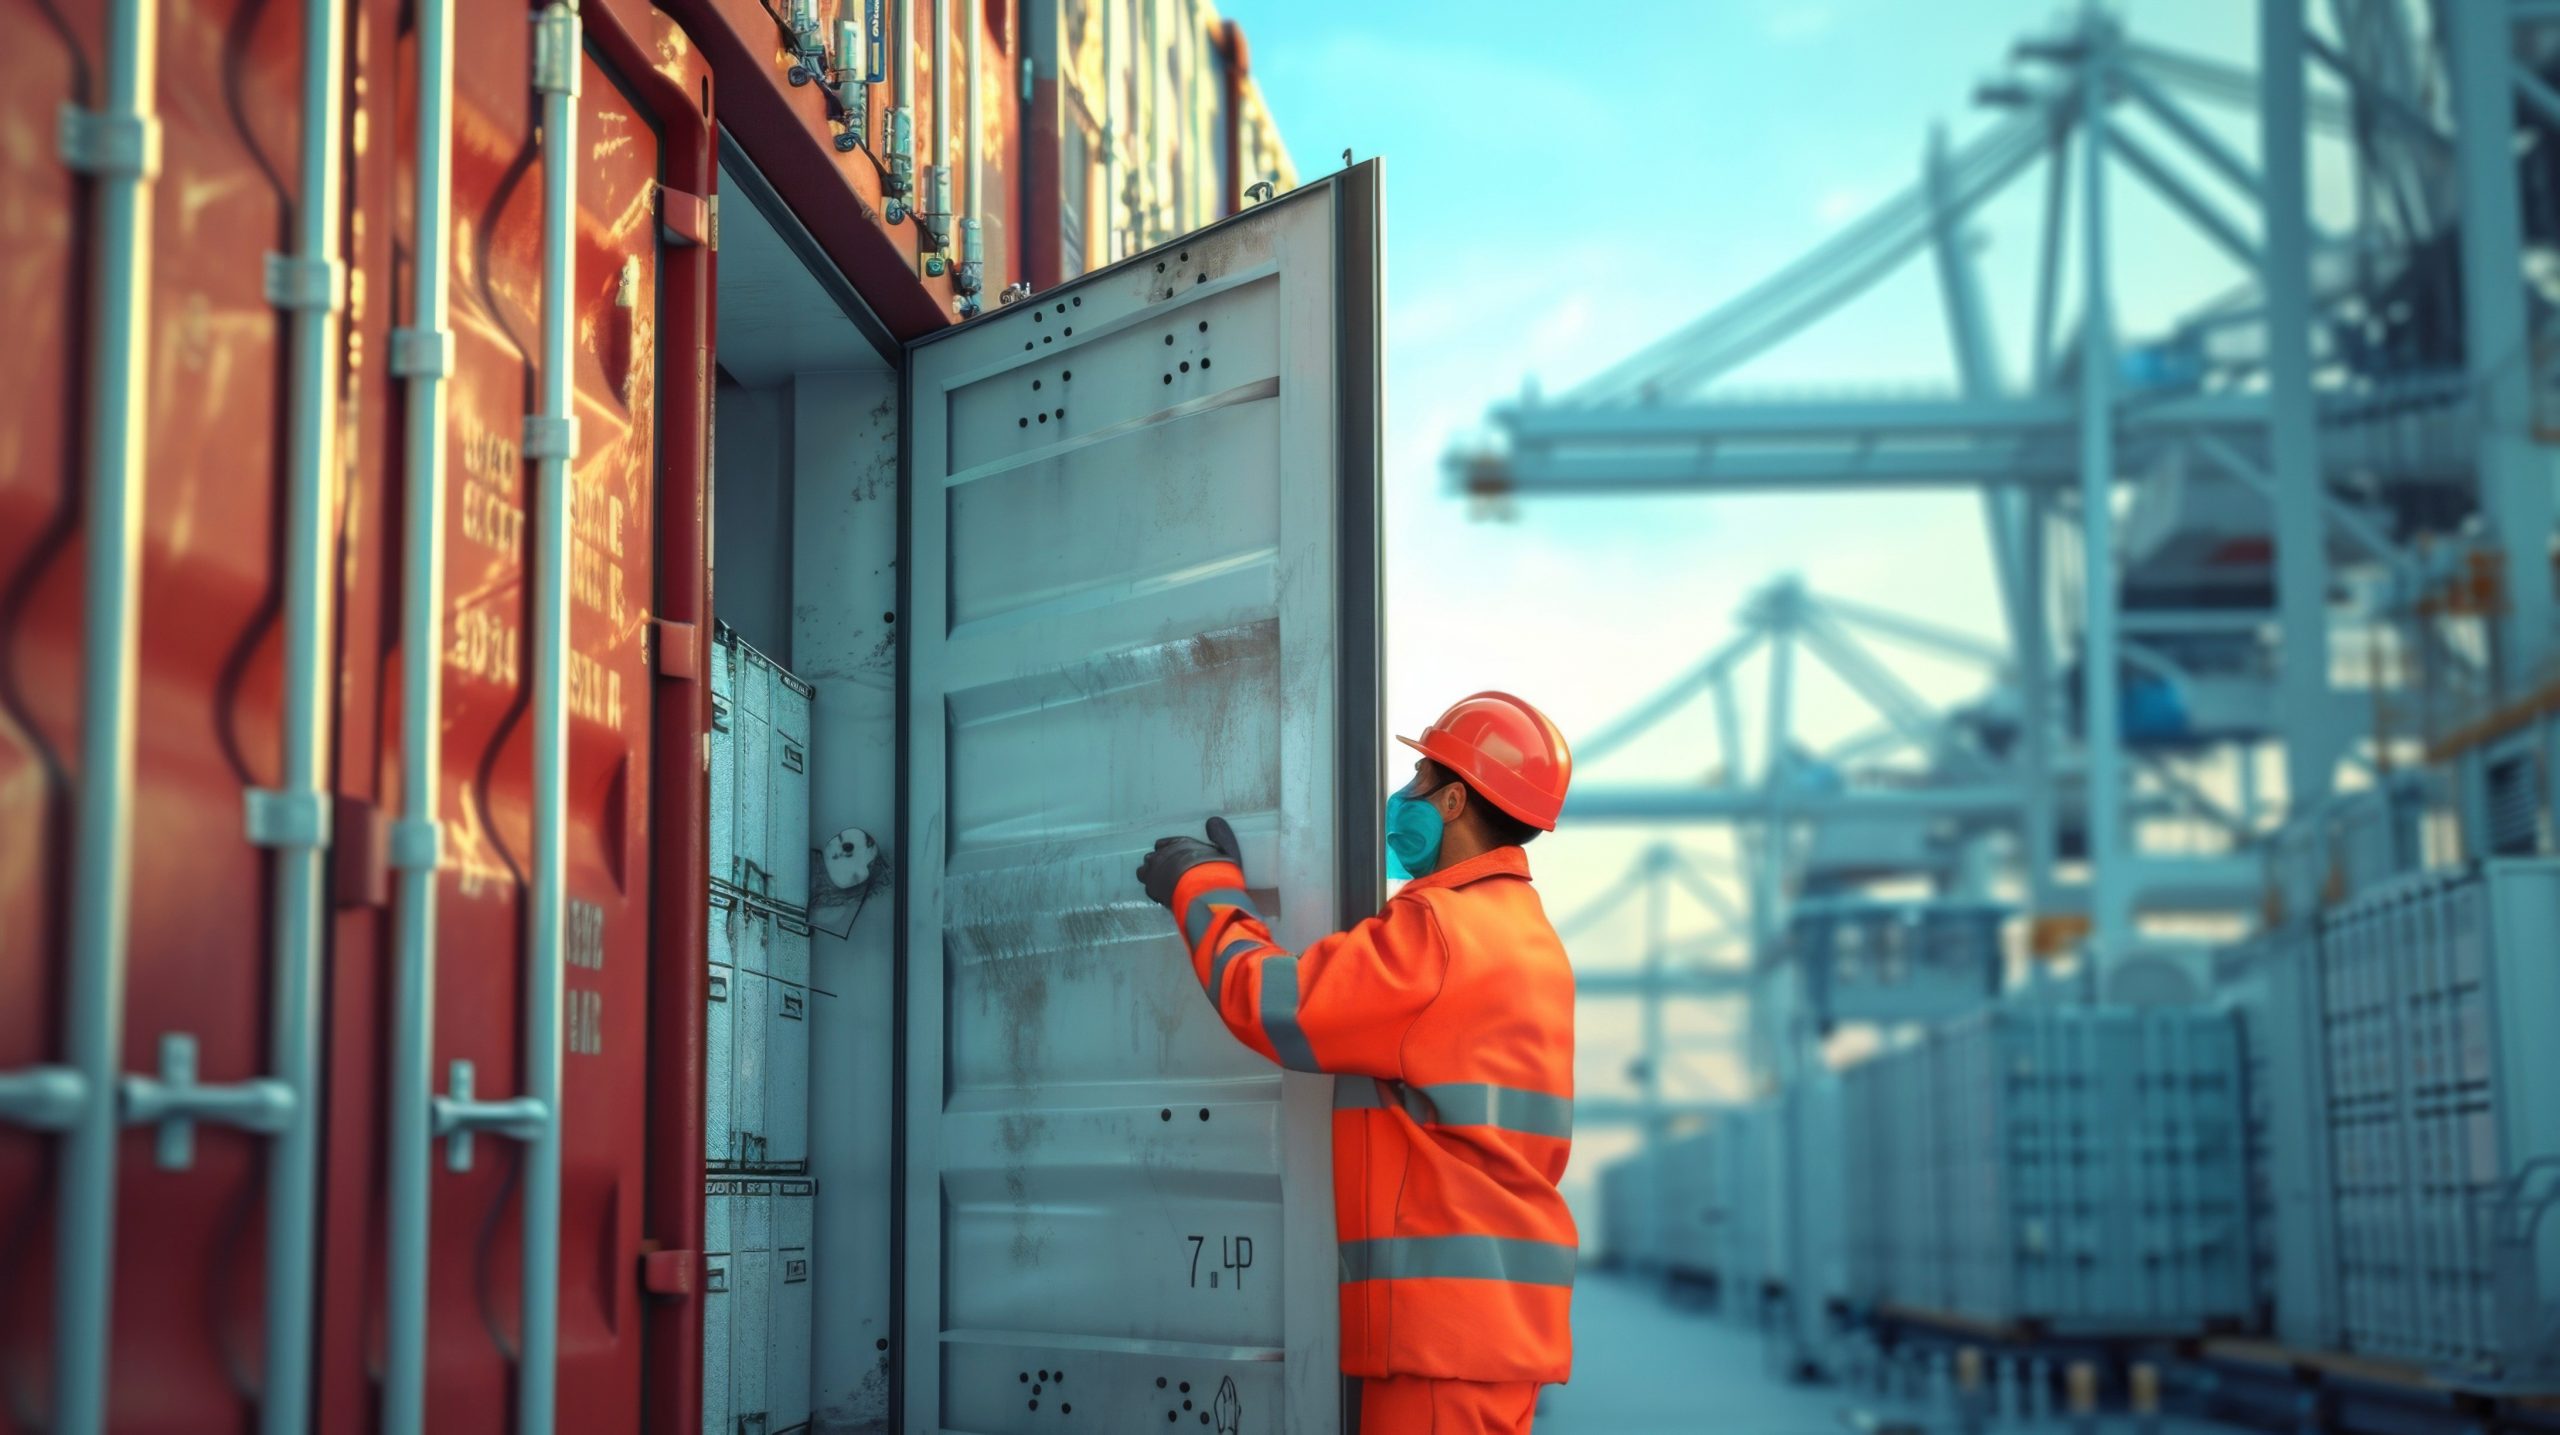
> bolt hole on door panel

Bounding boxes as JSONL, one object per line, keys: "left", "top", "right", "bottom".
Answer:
{"left": 898, "top": 164, "right": 1381, "bottom": 1435}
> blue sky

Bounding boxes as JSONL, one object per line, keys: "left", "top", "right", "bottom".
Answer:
{"left": 1211, "top": 0, "right": 2322, "bottom": 1182}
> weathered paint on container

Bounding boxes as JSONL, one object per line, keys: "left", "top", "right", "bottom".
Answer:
{"left": 399, "top": 14, "right": 691, "bottom": 1427}
{"left": 7, "top": 0, "right": 1307, "bottom": 1424}
{"left": 1, "top": 0, "right": 718, "bottom": 1425}
{"left": 7, "top": 0, "right": 312, "bottom": 1415}
{"left": 0, "top": 6, "right": 93, "bottom": 1405}
{"left": 896, "top": 165, "right": 1380, "bottom": 1435}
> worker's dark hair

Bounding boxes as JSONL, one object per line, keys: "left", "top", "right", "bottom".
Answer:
{"left": 1421, "top": 759, "right": 1543, "bottom": 848}
{"left": 1473, "top": 793, "right": 1543, "bottom": 849}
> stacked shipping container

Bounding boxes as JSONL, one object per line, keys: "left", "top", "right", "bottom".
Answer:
{"left": 1843, "top": 1006, "right": 2252, "bottom": 1335}
{"left": 0, "top": 0, "right": 1308, "bottom": 1429}
{"left": 1, "top": 4, "right": 718, "bottom": 1429}
{"left": 1594, "top": 1087, "right": 1846, "bottom": 1318}
{"left": 2312, "top": 862, "right": 2560, "bottom": 1383}
{"left": 705, "top": 629, "right": 821, "bottom": 1433}
{"left": 1027, "top": 0, "right": 1300, "bottom": 288}
{"left": 1599, "top": 1125, "right": 1717, "bottom": 1281}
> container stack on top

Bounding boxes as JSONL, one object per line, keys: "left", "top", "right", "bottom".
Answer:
{"left": 704, "top": 625, "right": 821, "bottom": 1435}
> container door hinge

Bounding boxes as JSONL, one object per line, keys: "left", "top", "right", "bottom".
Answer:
{"left": 654, "top": 616, "right": 702, "bottom": 682}
{"left": 640, "top": 1245, "right": 700, "bottom": 1298}
{"left": 245, "top": 787, "right": 333, "bottom": 849}
{"left": 57, "top": 103, "right": 160, "bottom": 179}
{"left": 0, "top": 1066, "right": 87, "bottom": 1130}
{"left": 660, "top": 186, "right": 717, "bottom": 250}
{"left": 432, "top": 1059, "right": 549, "bottom": 1171}
{"left": 120, "top": 1033, "right": 297, "bottom": 1170}
{"left": 532, "top": 3, "right": 584, "bottom": 96}
{"left": 332, "top": 795, "right": 391, "bottom": 909}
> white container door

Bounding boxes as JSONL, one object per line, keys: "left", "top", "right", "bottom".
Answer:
{"left": 897, "top": 164, "right": 1383, "bottom": 1435}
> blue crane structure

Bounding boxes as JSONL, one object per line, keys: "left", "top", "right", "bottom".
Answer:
{"left": 1472, "top": 0, "right": 2560, "bottom": 1375}
{"left": 1461, "top": 0, "right": 2558, "bottom": 962}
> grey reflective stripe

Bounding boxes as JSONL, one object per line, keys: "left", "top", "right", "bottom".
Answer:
{"left": 1207, "top": 937, "right": 1262, "bottom": 999}
{"left": 1329, "top": 1079, "right": 1572, "bottom": 1138}
{"left": 1259, "top": 956, "right": 1319, "bottom": 1072}
{"left": 1183, "top": 887, "right": 1258, "bottom": 948}
{"left": 1415, "top": 1083, "right": 1574, "bottom": 1139}
{"left": 1333, "top": 1078, "right": 1389, "bottom": 1111}
{"left": 1337, "top": 1236, "right": 1578, "bottom": 1288}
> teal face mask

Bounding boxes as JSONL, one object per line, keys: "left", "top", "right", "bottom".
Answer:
{"left": 1385, "top": 784, "right": 1446, "bottom": 880}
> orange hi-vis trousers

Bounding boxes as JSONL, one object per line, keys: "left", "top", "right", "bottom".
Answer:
{"left": 1357, "top": 1375, "right": 1542, "bottom": 1434}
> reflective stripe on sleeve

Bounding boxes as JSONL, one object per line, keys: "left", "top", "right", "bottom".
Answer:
{"left": 1258, "top": 956, "right": 1320, "bottom": 1072}
{"left": 1337, "top": 1236, "right": 1578, "bottom": 1288}
{"left": 1330, "top": 1077, "right": 1572, "bottom": 1139}
{"left": 1207, "top": 937, "right": 1263, "bottom": 999}
{"left": 1333, "top": 1078, "right": 1393, "bottom": 1111}
{"left": 1414, "top": 1083, "right": 1574, "bottom": 1139}
{"left": 1182, "top": 887, "right": 1259, "bottom": 949}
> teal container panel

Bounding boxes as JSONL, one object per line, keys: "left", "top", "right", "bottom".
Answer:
{"left": 2316, "top": 861, "right": 2560, "bottom": 1383}
{"left": 1840, "top": 1006, "right": 2250, "bottom": 1333}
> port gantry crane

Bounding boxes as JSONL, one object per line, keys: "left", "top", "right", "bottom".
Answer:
{"left": 1557, "top": 575, "right": 2056, "bottom": 1346}
{"left": 1476, "top": 0, "right": 2560, "bottom": 1372}
{"left": 1458, "top": 0, "right": 2560, "bottom": 972}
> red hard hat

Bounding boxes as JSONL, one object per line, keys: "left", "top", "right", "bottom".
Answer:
{"left": 1397, "top": 691, "right": 1573, "bottom": 831}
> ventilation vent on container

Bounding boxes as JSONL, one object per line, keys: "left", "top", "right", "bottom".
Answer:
{"left": 2485, "top": 749, "right": 2542, "bottom": 856}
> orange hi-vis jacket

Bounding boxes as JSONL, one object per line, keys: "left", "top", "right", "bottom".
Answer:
{"left": 1167, "top": 846, "right": 1577, "bottom": 1385}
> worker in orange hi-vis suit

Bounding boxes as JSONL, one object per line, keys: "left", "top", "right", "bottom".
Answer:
{"left": 1136, "top": 692, "right": 1579, "bottom": 1435}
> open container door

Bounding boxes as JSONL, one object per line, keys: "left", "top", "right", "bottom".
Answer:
{"left": 898, "top": 161, "right": 1383, "bottom": 1435}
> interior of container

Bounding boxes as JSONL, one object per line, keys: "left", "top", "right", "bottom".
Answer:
{"left": 697, "top": 159, "right": 1378, "bottom": 1434}
{"left": 709, "top": 143, "right": 904, "bottom": 1435}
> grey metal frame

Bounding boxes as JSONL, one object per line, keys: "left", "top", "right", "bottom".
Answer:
{"left": 0, "top": 4, "right": 164, "bottom": 1432}
{"left": 381, "top": 0, "right": 459, "bottom": 1422}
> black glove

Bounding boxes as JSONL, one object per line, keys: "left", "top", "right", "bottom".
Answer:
{"left": 1136, "top": 816, "right": 1244, "bottom": 908}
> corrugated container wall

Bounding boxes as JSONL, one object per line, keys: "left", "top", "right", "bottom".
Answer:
{"left": 1794, "top": 1073, "right": 1850, "bottom": 1313}
{"left": 1025, "top": 0, "right": 1302, "bottom": 289}
{"left": 1842, "top": 1007, "right": 2253, "bottom": 1335}
{"left": 1, "top": 0, "right": 1305, "bottom": 1427}
{"left": 1, "top": 0, "right": 718, "bottom": 1428}
{"left": 1600, "top": 1108, "right": 1835, "bottom": 1312}
{"left": 2315, "top": 861, "right": 2560, "bottom": 1384}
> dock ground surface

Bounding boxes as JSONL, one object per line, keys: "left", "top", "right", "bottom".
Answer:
{"left": 1537, "top": 1273, "right": 2262, "bottom": 1435}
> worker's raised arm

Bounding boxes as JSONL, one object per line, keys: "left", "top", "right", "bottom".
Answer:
{"left": 1166, "top": 860, "right": 1445, "bottom": 1078}
{"left": 1136, "top": 822, "right": 1446, "bottom": 1079}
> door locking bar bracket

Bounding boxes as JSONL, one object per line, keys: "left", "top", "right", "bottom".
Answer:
{"left": 0, "top": 1067, "right": 87, "bottom": 1130}
{"left": 431, "top": 1059, "right": 549, "bottom": 1171}
{"left": 119, "top": 1033, "right": 298, "bottom": 1169}
{"left": 57, "top": 103, "right": 160, "bottom": 178}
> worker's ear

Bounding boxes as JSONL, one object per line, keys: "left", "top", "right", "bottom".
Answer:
{"left": 1432, "top": 779, "right": 1469, "bottom": 826}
